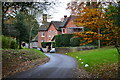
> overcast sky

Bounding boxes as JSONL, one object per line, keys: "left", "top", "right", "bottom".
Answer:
{"left": 35, "top": 0, "right": 71, "bottom": 25}
{"left": 47, "top": 0, "right": 71, "bottom": 21}
{"left": 35, "top": 0, "right": 119, "bottom": 24}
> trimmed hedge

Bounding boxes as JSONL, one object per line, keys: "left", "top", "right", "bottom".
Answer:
{"left": 70, "top": 37, "right": 81, "bottom": 47}
{"left": 0, "top": 35, "right": 18, "bottom": 49}
{"left": 41, "top": 42, "right": 55, "bottom": 48}
{"left": 55, "top": 34, "right": 74, "bottom": 47}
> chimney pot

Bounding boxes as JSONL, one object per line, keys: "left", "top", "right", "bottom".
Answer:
{"left": 42, "top": 14, "right": 47, "bottom": 23}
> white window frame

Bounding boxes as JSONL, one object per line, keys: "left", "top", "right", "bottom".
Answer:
{"left": 62, "top": 28, "right": 65, "bottom": 34}
{"left": 41, "top": 32, "right": 45, "bottom": 37}
{"left": 48, "top": 30, "right": 51, "bottom": 37}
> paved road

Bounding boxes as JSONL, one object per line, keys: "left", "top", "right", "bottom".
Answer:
{"left": 8, "top": 53, "right": 77, "bottom": 78}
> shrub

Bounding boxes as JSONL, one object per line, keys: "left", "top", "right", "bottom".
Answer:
{"left": 41, "top": 42, "right": 46, "bottom": 48}
{"left": 10, "top": 39, "right": 18, "bottom": 49}
{"left": 70, "top": 37, "right": 81, "bottom": 47}
{"left": 1, "top": 35, "right": 18, "bottom": 49}
{"left": 55, "top": 34, "right": 74, "bottom": 47}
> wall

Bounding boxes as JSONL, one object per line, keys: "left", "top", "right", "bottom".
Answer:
{"left": 47, "top": 24, "right": 61, "bottom": 41}
{"left": 31, "top": 42, "right": 38, "bottom": 48}
{"left": 38, "top": 31, "right": 47, "bottom": 47}
{"left": 55, "top": 46, "right": 96, "bottom": 54}
{"left": 64, "top": 17, "right": 77, "bottom": 33}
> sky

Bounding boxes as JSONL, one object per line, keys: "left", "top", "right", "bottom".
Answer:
{"left": 47, "top": 0, "right": 71, "bottom": 21}
{"left": 35, "top": 0, "right": 72, "bottom": 25}
{"left": 35, "top": 0, "right": 119, "bottom": 24}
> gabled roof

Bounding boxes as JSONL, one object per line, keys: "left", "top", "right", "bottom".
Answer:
{"left": 38, "top": 15, "right": 77, "bottom": 31}
{"left": 59, "top": 16, "right": 77, "bottom": 28}
{"left": 59, "top": 17, "right": 69, "bottom": 28}
{"left": 48, "top": 21, "right": 63, "bottom": 31}
{"left": 38, "top": 22, "right": 50, "bottom": 31}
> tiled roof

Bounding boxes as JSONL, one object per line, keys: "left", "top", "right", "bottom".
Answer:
{"left": 38, "top": 22, "right": 50, "bottom": 31}
{"left": 59, "top": 16, "right": 77, "bottom": 28}
{"left": 59, "top": 17, "right": 69, "bottom": 28}
{"left": 38, "top": 16, "right": 77, "bottom": 31}
{"left": 50, "top": 21, "right": 63, "bottom": 31}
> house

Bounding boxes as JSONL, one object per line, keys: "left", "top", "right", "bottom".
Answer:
{"left": 38, "top": 14, "right": 84, "bottom": 48}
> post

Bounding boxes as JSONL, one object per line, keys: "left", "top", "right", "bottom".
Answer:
{"left": 0, "top": 1, "right": 2, "bottom": 79}
{"left": 98, "top": 28, "right": 101, "bottom": 48}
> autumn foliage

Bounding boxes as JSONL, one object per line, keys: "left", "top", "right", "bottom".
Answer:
{"left": 71, "top": 5, "right": 120, "bottom": 47}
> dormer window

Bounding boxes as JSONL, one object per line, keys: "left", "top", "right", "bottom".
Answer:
{"left": 41, "top": 32, "right": 45, "bottom": 37}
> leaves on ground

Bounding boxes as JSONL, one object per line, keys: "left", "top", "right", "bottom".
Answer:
{"left": 2, "top": 49, "right": 49, "bottom": 78}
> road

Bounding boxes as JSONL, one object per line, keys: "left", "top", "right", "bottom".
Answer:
{"left": 7, "top": 53, "right": 78, "bottom": 78}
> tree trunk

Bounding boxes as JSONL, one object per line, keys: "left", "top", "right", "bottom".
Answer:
{"left": 28, "top": 29, "right": 32, "bottom": 49}
{"left": 19, "top": 40, "right": 22, "bottom": 49}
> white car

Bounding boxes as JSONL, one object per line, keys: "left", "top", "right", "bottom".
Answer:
{"left": 50, "top": 48, "right": 55, "bottom": 53}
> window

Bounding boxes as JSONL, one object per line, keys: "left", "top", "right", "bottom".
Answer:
{"left": 41, "top": 40, "right": 44, "bottom": 42}
{"left": 62, "top": 28, "right": 65, "bottom": 34}
{"left": 41, "top": 32, "right": 45, "bottom": 37}
{"left": 63, "top": 29, "right": 65, "bottom": 32}
{"left": 54, "top": 31, "right": 57, "bottom": 35}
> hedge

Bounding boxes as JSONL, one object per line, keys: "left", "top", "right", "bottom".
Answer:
{"left": 0, "top": 35, "right": 18, "bottom": 49}
{"left": 70, "top": 37, "right": 81, "bottom": 47}
{"left": 55, "top": 34, "right": 74, "bottom": 47}
{"left": 41, "top": 42, "right": 55, "bottom": 48}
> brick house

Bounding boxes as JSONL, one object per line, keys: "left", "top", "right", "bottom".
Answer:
{"left": 37, "top": 15, "right": 84, "bottom": 48}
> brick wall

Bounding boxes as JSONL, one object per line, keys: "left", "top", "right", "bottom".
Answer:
{"left": 38, "top": 31, "right": 47, "bottom": 47}
{"left": 47, "top": 24, "right": 60, "bottom": 41}
{"left": 64, "top": 17, "right": 77, "bottom": 33}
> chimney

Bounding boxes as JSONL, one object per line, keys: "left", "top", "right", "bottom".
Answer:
{"left": 42, "top": 14, "right": 47, "bottom": 23}
{"left": 64, "top": 15, "right": 67, "bottom": 20}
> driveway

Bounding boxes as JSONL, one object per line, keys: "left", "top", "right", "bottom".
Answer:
{"left": 7, "top": 53, "right": 78, "bottom": 78}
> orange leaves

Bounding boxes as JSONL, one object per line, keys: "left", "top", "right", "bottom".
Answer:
{"left": 74, "top": 31, "right": 104, "bottom": 45}
{"left": 75, "top": 7, "right": 107, "bottom": 29}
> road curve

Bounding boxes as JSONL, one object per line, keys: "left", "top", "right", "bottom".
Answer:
{"left": 7, "top": 53, "right": 78, "bottom": 78}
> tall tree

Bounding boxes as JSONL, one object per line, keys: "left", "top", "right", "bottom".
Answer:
{"left": 74, "top": 7, "right": 109, "bottom": 47}
{"left": 67, "top": 0, "right": 118, "bottom": 48}
{"left": 14, "top": 12, "right": 29, "bottom": 49}
{"left": 2, "top": 1, "right": 57, "bottom": 36}
{"left": 105, "top": 3, "right": 120, "bottom": 45}
{"left": 23, "top": 12, "right": 39, "bottom": 48}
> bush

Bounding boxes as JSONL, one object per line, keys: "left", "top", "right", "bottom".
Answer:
{"left": 1, "top": 35, "right": 18, "bottom": 49}
{"left": 70, "top": 37, "right": 81, "bottom": 47}
{"left": 55, "top": 34, "right": 74, "bottom": 47}
{"left": 41, "top": 42, "right": 55, "bottom": 48}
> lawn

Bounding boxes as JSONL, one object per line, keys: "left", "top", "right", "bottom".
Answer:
{"left": 65, "top": 46, "right": 119, "bottom": 78}
{"left": 2, "top": 48, "right": 48, "bottom": 78}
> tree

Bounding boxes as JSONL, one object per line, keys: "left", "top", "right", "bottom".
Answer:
{"left": 2, "top": 1, "right": 57, "bottom": 37}
{"left": 23, "top": 12, "right": 39, "bottom": 48}
{"left": 75, "top": 7, "right": 112, "bottom": 47}
{"left": 14, "top": 12, "right": 29, "bottom": 49}
{"left": 2, "top": 1, "right": 57, "bottom": 48}
{"left": 105, "top": 3, "right": 120, "bottom": 45}
{"left": 105, "top": 3, "right": 120, "bottom": 54}
{"left": 67, "top": 0, "right": 119, "bottom": 48}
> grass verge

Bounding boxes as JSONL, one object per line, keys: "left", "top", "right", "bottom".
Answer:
{"left": 65, "top": 46, "right": 119, "bottom": 78}
{"left": 2, "top": 48, "right": 49, "bottom": 78}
